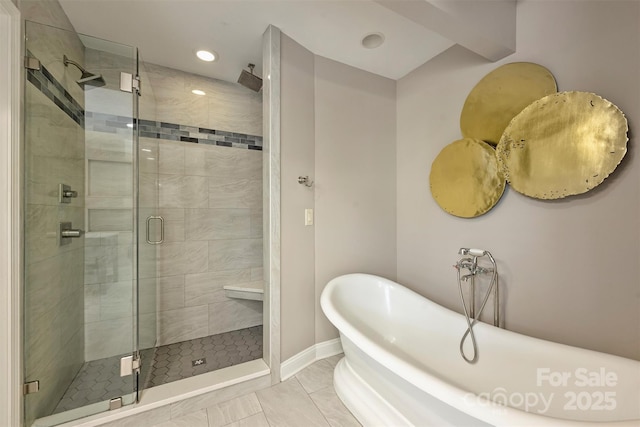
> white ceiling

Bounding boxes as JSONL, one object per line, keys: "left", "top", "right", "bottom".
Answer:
{"left": 59, "top": 0, "right": 515, "bottom": 84}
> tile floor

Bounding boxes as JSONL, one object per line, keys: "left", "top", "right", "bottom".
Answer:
{"left": 53, "top": 355, "right": 133, "bottom": 414}
{"left": 146, "top": 326, "right": 263, "bottom": 388}
{"left": 54, "top": 327, "right": 263, "bottom": 414}
{"left": 147, "top": 354, "right": 362, "bottom": 427}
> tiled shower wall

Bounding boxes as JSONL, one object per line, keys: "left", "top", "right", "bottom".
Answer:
{"left": 83, "top": 55, "right": 264, "bottom": 359}
{"left": 146, "top": 62, "right": 264, "bottom": 346}
{"left": 144, "top": 62, "right": 262, "bottom": 137}
{"left": 153, "top": 140, "right": 263, "bottom": 346}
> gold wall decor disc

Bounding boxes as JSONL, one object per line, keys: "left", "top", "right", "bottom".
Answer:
{"left": 430, "top": 138, "right": 506, "bottom": 218}
{"left": 460, "top": 62, "right": 557, "bottom": 145}
{"left": 496, "top": 91, "right": 628, "bottom": 200}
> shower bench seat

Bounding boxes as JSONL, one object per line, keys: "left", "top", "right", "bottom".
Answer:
{"left": 223, "top": 281, "right": 264, "bottom": 301}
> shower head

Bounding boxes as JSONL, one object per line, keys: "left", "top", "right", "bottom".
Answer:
{"left": 76, "top": 71, "right": 106, "bottom": 88}
{"left": 237, "top": 63, "right": 262, "bottom": 92}
{"left": 77, "top": 71, "right": 106, "bottom": 88}
{"left": 63, "top": 55, "right": 106, "bottom": 89}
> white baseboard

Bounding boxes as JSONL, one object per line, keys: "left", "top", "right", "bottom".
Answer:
{"left": 315, "top": 338, "right": 343, "bottom": 359}
{"left": 280, "top": 338, "right": 343, "bottom": 380}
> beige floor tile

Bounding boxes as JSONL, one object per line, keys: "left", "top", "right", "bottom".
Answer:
{"left": 207, "top": 393, "right": 262, "bottom": 427}
{"left": 310, "top": 386, "right": 361, "bottom": 427}
{"left": 295, "top": 359, "right": 334, "bottom": 394}
{"left": 99, "top": 406, "right": 171, "bottom": 427}
{"left": 257, "top": 378, "right": 330, "bottom": 427}
{"left": 169, "top": 376, "right": 270, "bottom": 419}
{"left": 97, "top": 354, "right": 350, "bottom": 427}
{"left": 221, "top": 412, "right": 270, "bottom": 427}
{"left": 324, "top": 354, "right": 343, "bottom": 369}
{"left": 152, "top": 409, "right": 208, "bottom": 427}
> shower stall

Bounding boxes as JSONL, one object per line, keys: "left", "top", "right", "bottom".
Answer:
{"left": 23, "top": 21, "right": 265, "bottom": 427}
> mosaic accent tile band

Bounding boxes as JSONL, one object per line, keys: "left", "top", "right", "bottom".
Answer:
{"left": 26, "top": 53, "right": 263, "bottom": 151}
{"left": 26, "top": 53, "right": 85, "bottom": 127}
{"left": 86, "top": 112, "right": 263, "bottom": 150}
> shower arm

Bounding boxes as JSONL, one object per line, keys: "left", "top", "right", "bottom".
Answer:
{"left": 63, "top": 55, "right": 88, "bottom": 74}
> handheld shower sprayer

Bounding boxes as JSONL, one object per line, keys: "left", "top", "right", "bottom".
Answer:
{"left": 455, "top": 248, "right": 499, "bottom": 363}
{"left": 458, "top": 248, "right": 486, "bottom": 257}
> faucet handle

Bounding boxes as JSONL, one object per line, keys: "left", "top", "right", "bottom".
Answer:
{"left": 476, "top": 266, "right": 495, "bottom": 275}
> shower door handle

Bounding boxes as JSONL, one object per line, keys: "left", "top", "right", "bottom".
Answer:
{"left": 146, "top": 216, "right": 164, "bottom": 245}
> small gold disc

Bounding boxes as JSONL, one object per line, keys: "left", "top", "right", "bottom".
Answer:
{"left": 496, "top": 91, "right": 628, "bottom": 200}
{"left": 460, "top": 62, "right": 557, "bottom": 145}
{"left": 430, "top": 138, "right": 506, "bottom": 218}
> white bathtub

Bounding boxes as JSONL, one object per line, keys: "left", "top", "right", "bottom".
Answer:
{"left": 320, "top": 274, "right": 640, "bottom": 427}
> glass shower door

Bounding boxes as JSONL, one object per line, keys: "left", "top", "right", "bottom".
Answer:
{"left": 136, "top": 53, "right": 161, "bottom": 400}
{"left": 23, "top": 21, "right": 145, "bottom": 426}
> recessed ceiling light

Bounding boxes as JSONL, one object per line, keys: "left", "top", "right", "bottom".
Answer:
{"left": 126, "top": 123, "right": 134, "bottom": 128}
{"left": 192, "top": 89, "right": 206, "bottom": 96}
{"left": 361, "top": 33, "right": 385, "bottom": 49}
{"left": 196, "top": 50, "right": 216, "bottom": 62}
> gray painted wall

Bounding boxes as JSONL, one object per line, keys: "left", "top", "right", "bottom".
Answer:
{"left": 280, "top": 34, "right": 316, "bottom": 360}
{"left": 313, "top": 55, "right": 397, "bottom": 343}
{"left": 396, "top": 0, "right": 640, "bottom": 360}
{"left": 280, "top": 34, "right": 397, "bottom": 359}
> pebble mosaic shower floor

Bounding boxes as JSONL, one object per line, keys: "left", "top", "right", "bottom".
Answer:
{"left": 53, "top": 326, "right": 263, "bottom": 414}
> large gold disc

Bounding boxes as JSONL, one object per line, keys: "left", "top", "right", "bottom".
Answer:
{"left": 430, "top": 138, "right": 506, "bottom": 218}
{"left": 460, "top": 62, "right": 557, "bottom": 145}
{"left": 496, "top": 91, "right": 628, "bottom": 200}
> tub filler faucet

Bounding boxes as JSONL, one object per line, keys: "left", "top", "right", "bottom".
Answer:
{"left": 454, "top": 248, "right": 500, "bottom": 363}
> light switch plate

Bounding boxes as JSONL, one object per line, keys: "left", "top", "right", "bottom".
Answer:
{"left": 305, "top": 208, "right": 314, "bottom": 226}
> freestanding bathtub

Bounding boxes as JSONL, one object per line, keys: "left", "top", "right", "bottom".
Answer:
{"left": 320, "top": 274, "right": 640, "bottom": 427}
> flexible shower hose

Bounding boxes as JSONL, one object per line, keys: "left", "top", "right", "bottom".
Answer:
{"left": 457, "top": 258, "right": 498, "bottom": 363}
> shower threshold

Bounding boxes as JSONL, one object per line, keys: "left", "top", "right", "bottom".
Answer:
{"left": 34, "top": 358, "right": 269, "bottom": 427}
{"left": 53, "top": 326, "right": 263, "bottom": 415}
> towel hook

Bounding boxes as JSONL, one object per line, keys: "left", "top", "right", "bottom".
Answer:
{"left": 298, "top": 176, "right": 313, "bottom": 187}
